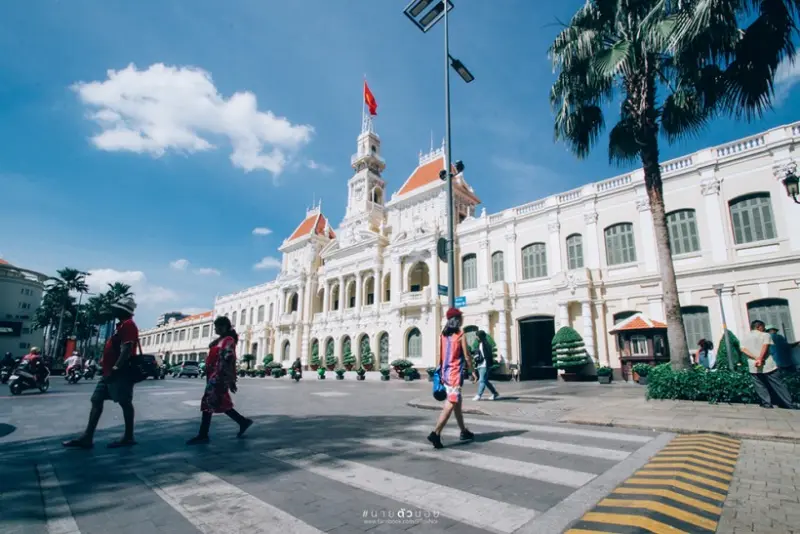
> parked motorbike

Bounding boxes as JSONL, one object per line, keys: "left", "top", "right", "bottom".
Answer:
{"left": 9, "top": 363, "right": 50, "bottom": 395}
{"left": 290, "top": 368, "right": 301, "bottom": 382}
{"left": 66, "top": 366, "right": 82, "bottom": 384}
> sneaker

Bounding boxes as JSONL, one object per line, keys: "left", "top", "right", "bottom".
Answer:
{"left": 491, "top": 394, "right": 500, "bottom": 400}
{"left": 459, "top": 429, "right": 474, "bottom": 441}
{"left": 473, "top": 395, "right": 481, "bottom": 401}
{"left": 427, "top": 431, "right": 444, "bottom": 449}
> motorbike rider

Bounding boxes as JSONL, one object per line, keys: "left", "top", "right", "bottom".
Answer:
{"left": 291, "top": 357, "right": 302, "bottom": 376}
{"left": 20, "top": 347, "right": 47, "bottom": 384}
{"left": 65, "top": 351, "right": 82, "bottom": 377}
{"left": 1, "top": 352, "right": 14, "bottom": 369}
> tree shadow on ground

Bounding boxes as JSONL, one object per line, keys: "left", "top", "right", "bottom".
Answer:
{"left": 2, "top": 413, "right": 487, "bottom": 529}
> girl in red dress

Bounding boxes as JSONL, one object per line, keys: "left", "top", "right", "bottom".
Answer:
{"left": 427, "top": 308, "right": 478, "bottom": 449}
{"left": 187, "top": 316, "right": 253, "bottom": 444}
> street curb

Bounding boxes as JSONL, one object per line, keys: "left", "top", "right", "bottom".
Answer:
{"left": 560, "top": 417, "right": 800, "bottom": 444}
{"left": 406, "top": 401, "right": 489, "bottom": 416}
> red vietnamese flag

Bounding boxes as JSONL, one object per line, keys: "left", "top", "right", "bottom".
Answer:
{"left": 364, "top": 80, "right": 378, "bottom": 116}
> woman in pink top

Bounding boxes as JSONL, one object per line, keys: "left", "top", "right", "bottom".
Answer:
{"left": 427, "top": 307, "right": 478, "bottom": 449}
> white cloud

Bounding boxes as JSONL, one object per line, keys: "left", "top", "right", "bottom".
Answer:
{"left": 170, "top": 258, "right": 189, "bottom": 270}
{"left": 254, "top": 256, "right": 282, "bottom": 270}
{"left": 306, "top": 159, "right": 333, "bottom": 172}
{"left": 86, "top": 268, "right": 178, "bottom": 306}
{"left": 72, "top": 63, "right": 314, "bottom": 175}
{"left": 194, "top": 267, "right": 221, "bottom": 276}
{"left": 775, "top": 57, "right": 800, "bottom": 104}
{"left": 252, "top": 227, "right": 272, "bottom": 236}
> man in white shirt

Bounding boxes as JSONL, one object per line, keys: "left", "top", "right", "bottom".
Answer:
{"left": 65, "top": 352, "right": 82, "bottom": 375}
{"left": 472, "top": 331, "right": 500, "bottom": 401}
{"left": 740, "top": 320, "right": 795, "bottom": 409}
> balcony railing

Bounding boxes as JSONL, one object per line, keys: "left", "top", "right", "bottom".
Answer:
{"left": 401, "top": 287, "right": 431, "bottom": 305}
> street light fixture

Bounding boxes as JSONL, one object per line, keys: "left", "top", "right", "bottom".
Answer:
{"left": 404, "top": 0, "right": 473, "bottom": 309}
{"left": 713, "top": 283, "right": 734, "bottom": 370}
{"left": 775, "top": 161, "right": 799, "bottom": 204}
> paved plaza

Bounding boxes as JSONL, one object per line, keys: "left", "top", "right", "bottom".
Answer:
{"left": 0, "top": 376, "right": 797, "bottom": 533}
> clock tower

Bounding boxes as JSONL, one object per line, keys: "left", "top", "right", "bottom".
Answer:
{"left": 344, "top": 116, "right": 386, "bottom": 232}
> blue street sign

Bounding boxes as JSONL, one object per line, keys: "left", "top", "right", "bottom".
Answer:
{"left": 454, "top": 296, "right": 467, "bottom": 308}
{"left": 438, "top": 284, "right": 448, "bottom": 296}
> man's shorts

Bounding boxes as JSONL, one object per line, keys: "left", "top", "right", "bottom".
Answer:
{"left": 91, "top": 377, "right": 134, "bottom": 404}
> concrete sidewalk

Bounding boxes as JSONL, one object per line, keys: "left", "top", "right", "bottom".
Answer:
{"left": 407, "top": 381, "right": 800, "bottom": 442}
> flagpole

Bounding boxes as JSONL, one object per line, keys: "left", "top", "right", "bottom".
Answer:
{"left": 361, "top": 76, "right": 366, "bottom": 133}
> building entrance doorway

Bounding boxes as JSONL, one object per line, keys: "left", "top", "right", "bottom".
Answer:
{"left": 518, "top": 315, "right": 556, "bottom": 380}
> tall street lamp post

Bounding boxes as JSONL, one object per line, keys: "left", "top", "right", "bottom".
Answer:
{"left": 713, "top": 284, "right": 734, "bottom": 370}
{"left": 404, "top": 0, "right": 474, "bottom": 309}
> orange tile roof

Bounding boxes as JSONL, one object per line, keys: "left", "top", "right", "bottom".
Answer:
{"left": 0, "top": 259, "right": 9, "bottom": 265}
{"left": 177, "top": 311, "right": 213, "bottom": 323}
{"left": 610, "top": 313, "right": 667, "bottom": 333}
{"left": 288, "top": 211, "right": 335, "bottom": 241}
{"left": 397, "top": 156, "right": 450, "bottom": 196}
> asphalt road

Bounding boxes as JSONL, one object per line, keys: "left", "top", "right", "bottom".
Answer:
{"left": 0, "top": 374, "right": 669, "bottom": 534}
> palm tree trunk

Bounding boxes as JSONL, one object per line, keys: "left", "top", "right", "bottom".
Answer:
{"left": 640, "top": 132, "right": 691, "bottom": 370}
{"left": 53, "top": 307, "right": 66, "bottom": 361}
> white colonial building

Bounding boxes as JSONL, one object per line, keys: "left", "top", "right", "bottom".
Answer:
{"left": 139, "top": 311, "right": 214, "bottom": 365}
{"left": 202, "top": 120, "right": 800, "bottom": 379}
{"left": 0, "top": 259, "right": 49, "bottom": 357}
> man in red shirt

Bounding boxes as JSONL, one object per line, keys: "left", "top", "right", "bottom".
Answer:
{"left": 63, "top": 297, "right": 139, "bottom": 449}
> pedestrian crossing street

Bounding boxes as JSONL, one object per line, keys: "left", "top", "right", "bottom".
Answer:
{"left": 15, "top": 418, "right": 669, "bottom": 534}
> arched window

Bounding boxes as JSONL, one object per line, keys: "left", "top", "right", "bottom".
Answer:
{"left": 342, "top": 336, "right": 352, "bottom": 356}
{"left": 462, "top": 254, "right": 477, "bottom": 290}
{"left": 604, "top": 223, "right": 636, "bottom": 266}
{"left": 331, "top": 285, "right": 340, "bottom": 311}
{"left": 257, "top": 305, "right": 265, "bottom": 323}
{"left": 566, "top": 234, "right": 584, "bottom": 269}
{"left": 681, "top": 306, "right": 712, "bottom": 348}
{"left": 666, "top": 209, "right": 700, "bottom": 255}
{"left": 521, "top": 243, "right": 547, "bottom": 279}
{"left": 729, "top": 193, "right": 776, "bottom": 245}
{"left": 240, "top": 311, "right": 246, "bottom": 326}
{"left": 231, "top": 311, "right": 237, "bottom": 325}
{"left": 359, "top": 334, "right": 371, "bottom": 358}
{"left": 491, "top": 251, "right": 504, "bottom": 282}
{"left": 282, "top": 341, "right": 290, "bottom": 361}
{"left": 289, "top": 293, "right": 299, "bottom": 313}
{"left": 268, "top": 303, "right": 274, "bottom": 321}
{"left": 748, "top": 298, "right": 794, "bottom": 341}
{"left": 383, "top": 273, "right": 391, "bottom": 302}
{"left": 407, "top": 328, "right": 422, "bottom": 359}
{"left": 364, "top": 277, "right": 375, "bottom": 305}
{"left": 325, "top": 337, "right": 335, "bottom": 359}
{"left": 372, "top": 187, "right": 383, "bottom": 204}
{"left": 408, "top": 262, "right": 430, "bottom": 292}
{"left": 347, "top": 280, "right": 356, "bottom": 308}
{"left": 379, "top": 332, "right": 389, "bottom": 365}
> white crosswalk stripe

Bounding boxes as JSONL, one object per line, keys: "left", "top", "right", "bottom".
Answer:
{"left": 36, "top": 463, "right": 81, "bottom": 534}
{"left": 407, "top": 424, "right": 632, "bottom": 460}
{"left": 262, "top": 447, "right": 538, "bottom": 534}
{"left": 357, "top": 437, "right": 597, "bottom": 487}
{"left": 465, "top": 418, "right": 654, "bottom": 443}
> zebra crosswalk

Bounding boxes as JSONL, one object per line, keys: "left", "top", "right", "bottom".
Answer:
{"left": 7, "top": 417, "right": 668, "bottom": 534}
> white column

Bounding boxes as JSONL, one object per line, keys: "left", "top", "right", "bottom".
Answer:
{"left": 391, "top": 257, "right": 402, "bottom": 306}
{"left": 338, "top": 276, "right": 344, "bottom": 310}
{"left": 548, "top": 219, "right": 562, "bottom": 276}
{"left": 504, "top": 230, "right": 517, "bottom": 283}
{"left": 478, "top": 239, "right": 489, "bottom": 287}
{"left": 322, "top": 280, "right": 329, "bottom": 313}
{"left": 497, "top": 309, "right": 510, "bottom": 363}
{"left": 583, "top": 212, "right": 601, "bottom": 268}
{"left": 700, "top": 175, "right": 728, "bottom": 263}
{"left": 581, "top": 300, "right": 595, "bottom": 360}
{"left": 594, "top": 300, "right": 610, "bottom": 366}
{"left": 636, "top": 197, "right": 658, "bottom": 272}
{"left": 277, "top": 291, "right": 286, "bottom": 318}
{"left": 558, "top": 302, "right": 569, "bottom": 329}
{"left": 374, "top": 268, "right": 381, "bottom": 304}
{"left": 355, "top": 272, "right": 363, "bottom": 310}
{"left": 720, "top": 287, "right": 738, "bottom": 334}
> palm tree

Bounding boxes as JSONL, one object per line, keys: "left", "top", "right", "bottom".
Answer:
{"left": 549, "top": 1, "right": 799, "bottom": 371}
{"left": 48, "top": 268, "right": 89, "bottom": 360}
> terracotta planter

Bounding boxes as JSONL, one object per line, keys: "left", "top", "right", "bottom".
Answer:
{"left": 327, "top": 365, "right": 335, "bottom": 371}
{"left": 310, "top": 364, "right": 319, "bottom": 371}
{"left": 264, "top": 368, "right": 272, "bottom": 376}
{"left": 363, "top": 364, "right": 373, "bottom": 371}
{"left": 344, "top": 364, "right": 353, "bottom": 371}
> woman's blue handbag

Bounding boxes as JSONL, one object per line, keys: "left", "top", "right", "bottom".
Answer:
{"left": 432, "top": 367, "right": 447, "bottom": 401}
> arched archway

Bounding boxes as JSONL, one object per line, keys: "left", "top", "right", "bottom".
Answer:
{"left": 364, "top": 276, "right": 375, "bottom": 305}
{"left": 346, "top": 280, "right": 356, "bottom": 308}
{"left": 341, "top": 335, "right": 352, "bottom": 361}
{"left": 330, "top": 285, "right": 340, "bottom": 311}
{"left": 378, "top": 332, "right": 389, "bottom": 366}
{"left": 408, "top": 262, "right": 430, "bottom": 292}
{"left": 358, "top": 333, "right": 371, "bottom": 366}
{"left": 282, "top": 340, "right": 291, "bottom": 361}
{"left": 406, "top": 328, "right": 422, "bottom": 360}
{"left": 309, "top": 338, "right": 319, "bottom": 364}
{"left": 288, "top": 292, "right": 299, "bottom": 313}
{"left": 518, "top": 314, "right": 556, "bottom": 380}
{"left": 371, "top": 186, "right": 384, "bottom": 204}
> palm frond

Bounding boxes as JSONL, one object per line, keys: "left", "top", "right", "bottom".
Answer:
{"left": 594, "top": 40, "right": 635, "bottom": 77}
{"left": 608, "top": 115, "right": 642, "bottom": 164}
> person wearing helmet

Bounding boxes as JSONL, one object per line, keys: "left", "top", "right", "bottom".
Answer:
{"left": 63, "top": 296, "right": 140, "bottom": 449}
{"left": 1, "top": 351, "right": 13, "bottom": 368}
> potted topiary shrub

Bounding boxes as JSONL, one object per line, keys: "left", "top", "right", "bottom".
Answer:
{"left": 426, "top": 367, "right": 436, "bottom": 382}
{"left": 242, "top": 354, "right": 256, "bottom": 370}
{"left": 632, "top": 363, "right": 651, "bottom": 385}
{"left": 267, "top": 361, "right": 282, "bottom": 377}
{"left": 379, "top": 366, "right": 390, "bottom": 381}
{"left": 256, "top": 368, "right": 266, "bottom": 378}
{"left": 356, "top": 367, "right": 366, "bottom": 381}
{"left": 403, "top": 368, "right": 414, "bottom": 382}
{"left": 342, "top": 348, "right": 356, "bottom": 371}
{"left": 309, "top": 345, "right": 320, "bottom": 371}
{"left": 325, "top": 344, "right": 337, "bottom": 371}
{"left": 552, "top": 327, "right": 591, "bottom": 381}
{"left": 317, "top": 367, "right": 326, "bottom": 380}
{"left": 262, "top": 354, "right": 274, "bottom": 368}
{"left": 361, "top": 348, "right": 374, "bottom": 371}
{"left": 238, "top": 368, "right": 247, "bottom": 378}
{"left": 391, "top": 359, "right": 412, "bottom": 379}
{"left": 597, "top": 366, "right": 613, "bottom": 384}
{"left": 335, "top": 368, "right": 346, "bottom": 380}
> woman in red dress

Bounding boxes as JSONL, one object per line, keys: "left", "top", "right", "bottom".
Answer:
{"left": 187, "top": 316, "right": 253, "bottom": 444}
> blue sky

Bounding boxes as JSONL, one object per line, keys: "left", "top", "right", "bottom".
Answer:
{"left": 1, "top": 0, "right": 799, "bottom": 328}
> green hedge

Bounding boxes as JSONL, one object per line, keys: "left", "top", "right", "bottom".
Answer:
{"left": 646, "top": 363, "right": 800, "bottom": 405}
{"left": 551, "top": 327, "right": 590, "bottom": 369}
